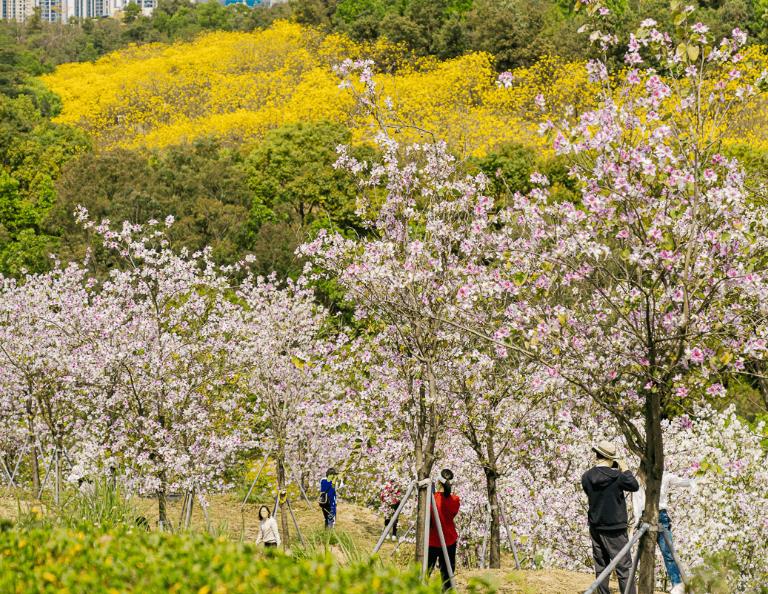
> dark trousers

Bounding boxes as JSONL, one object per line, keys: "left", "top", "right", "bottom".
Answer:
{"left": 589, "top": 527, "right": 635, "bottom": 594}
{"left": 427, "top": 543, "right": 456, "bottom": 592}
{"left": 385, "top": 503, "right": 399, "bottom": 536}
{"left": 321, "top": 505, "right": 335, "bottom": 528}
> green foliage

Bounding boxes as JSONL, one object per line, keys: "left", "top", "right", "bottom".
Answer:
{"left": 0, "top": 0, "right": 290, "bottom": 68}
{"left": 475, "top": 142, "right": 537, "bottom": 198}
{"left": 474, "top": 142, "right": 579, "bottom": 205}
{"left": 688, "top": 551, "right": 768, "bottom": 594}
{"left": 0, "top": 522, "right": 441, "bottom": 594}
{"left": 47, "top": 140, "right": 251, "bottom": 272}
{"left": 2, "top": 0, "right": 765, "bottom": 73}
{"left": 0, "top": 88, "right": 89, "bottom": 276}
{"left": 243, "top": 121, "right": 371, "bottom": 277}
{"left": 123, "top": 2, "right": 142, "bottom": 24}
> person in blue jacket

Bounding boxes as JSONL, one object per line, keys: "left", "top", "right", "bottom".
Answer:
{"left": 319, "top": 467, "right": 338, "bottom": 528}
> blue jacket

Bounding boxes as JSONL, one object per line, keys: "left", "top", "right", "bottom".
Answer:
{"left": 320, "top": 478, "right": 337, "bottom": 514}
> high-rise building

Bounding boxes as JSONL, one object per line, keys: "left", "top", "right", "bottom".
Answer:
{"left": 1, "top": 0, "right": 34, "bottom": 21}
{"left": 141, "top": 0, "right": 155, "bottom": 15}
{"left": 2, "top": 0, "right": 287, "bottom": 22}
{"left": 63, "top": 0, "right": 110, "bottom": 19}
{"left": 38, "top": 0, "right": 63, "bottom": 21}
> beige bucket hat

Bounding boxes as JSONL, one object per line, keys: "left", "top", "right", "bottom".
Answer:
{"left": 592, "top": 440, "right": 618, "bottom": 460}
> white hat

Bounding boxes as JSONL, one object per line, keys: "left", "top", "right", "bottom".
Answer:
{"left": 592, "top": 440, "right": 618, "bottom": 460}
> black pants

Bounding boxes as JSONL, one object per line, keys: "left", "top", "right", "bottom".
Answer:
{"left": 427, "top": 543, "right": 456, "bottom": 591}
{"left": 385, "top": 503, "right": 399, "bottom": 536}
{"left": 321, "top": 505, "right": 335, "bottom": 528}
{"left": 589, "top": 527, "right": 635, "bottom": 594}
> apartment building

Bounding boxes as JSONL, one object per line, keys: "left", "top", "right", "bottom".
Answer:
{"left": 1, "top": 0, "right": 35, "bottom": 21}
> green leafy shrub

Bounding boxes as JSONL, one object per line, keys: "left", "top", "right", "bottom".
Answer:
{"left": 689, "top": 551, "right": 768, "bottom": 594}
{"left": 0, "top": 523, "right": 443, "bottom": 593}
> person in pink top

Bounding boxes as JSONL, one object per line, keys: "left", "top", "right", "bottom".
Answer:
{"left": 380, "top": 479, "right": 403, "bottom": 540}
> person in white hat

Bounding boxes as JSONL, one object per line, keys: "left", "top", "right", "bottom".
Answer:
{"left": 581, "top": 440, "right": 640, "bottom": 594}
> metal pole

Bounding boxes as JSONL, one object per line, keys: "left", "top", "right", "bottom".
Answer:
{"left": 660, "top": 524, "right": 689, "bottom": 584}
{"left": 10, "top": 445, "right": 28, "bottom": 483}
{"left": 584, "top": 523, "right": 650, "bottom": 594}
{"left": 38, "top": 447, "right": 54, "bottom": 498}
{"left": 0, "top": 458, "right": 16, "bottom": 487}
{"left": 498, "top": 498, "right": 521, "bottom": 570}
{"left": 624, "top": 544, "right": 641, "bottom": 594}
{"left": 285, "top": 497, "right": 305, "bottom": 546}
{"left": 391, "top": 519, "right": 416, "bottom": 557}
{"left": 59, "top": 446, "right": 74, "bottom": 466}
{"left": 271, "top": 492, "right": 279, "bottom": 518}
{"left": 420, "top": 479, "right": 432, "bottom": 582}
{"left": 373, "top": 480, "right": 416, "bottom": 554}
{"left": 430, "top": 489, "right": 457, "bottom": 591}
{"left": 178, "top": 491, "right": 189, "bottom": 529}
{"left": 242, "top": 453, "right": 270, "bottom": 508}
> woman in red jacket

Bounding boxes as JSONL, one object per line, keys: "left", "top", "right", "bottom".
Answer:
{"left": 428, "top": 468, "right": 460, "bottom": 591}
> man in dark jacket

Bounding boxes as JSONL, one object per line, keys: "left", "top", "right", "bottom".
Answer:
{"left": 581, "top": 440, "right": 640, "bottom": 594}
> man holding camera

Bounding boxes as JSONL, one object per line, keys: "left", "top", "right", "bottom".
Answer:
{"left": 581, "top": 440, "right": 640, "bottom": 594}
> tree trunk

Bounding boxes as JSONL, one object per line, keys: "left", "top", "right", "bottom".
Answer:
{"left": 638, "top": 389, "right": 664, "bottom": 594}
{"left": 157, "top": 483, "right": 168, "bottom": 529}
{"left": 157, "top": 415, "right": 168, "bottom": 529}
{"left": 414, "top": 465, "right": 431, "bottom": 569}
{"left": 25, "top": 399, "right": 40, "bottom": 496}
{"left": 277, "top": 448, "right": 290, "bottom": 551}
{"left": 414, "top": 364, "right": 439, "bottom": 569}
{"left": 413, "top": 426, "right": 436, "bottom": 566}
{"left": 484, "top": 468, "right": 501, "bottom": 569}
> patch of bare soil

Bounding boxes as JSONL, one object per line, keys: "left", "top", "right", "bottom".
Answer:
{"left": 459, "top": 568, "right": 593, "bottom": 593}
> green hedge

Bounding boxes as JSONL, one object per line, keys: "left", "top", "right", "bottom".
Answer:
{"left": 0, "top": 524, "right": 441, "bottom": 594}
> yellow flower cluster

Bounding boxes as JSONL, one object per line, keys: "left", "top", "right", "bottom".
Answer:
{"left": 44, "top": 23, "right": 355, "bottom": 149}
{"left": 719, "top": 45, "right": 768, "bottom": 154}
{"left": 484, "top": 55, "right": 596, "bottom": 121}
{"left": 41, "top": 22, "right": 596, "bottom": 157}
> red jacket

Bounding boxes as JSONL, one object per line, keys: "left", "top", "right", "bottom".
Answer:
{"left": 429, "top": 492, "right": 460, "bottom": 547}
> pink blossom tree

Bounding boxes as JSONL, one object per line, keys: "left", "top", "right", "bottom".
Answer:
{"left": 236, "top": 272, "right": 342, "bottom": 546}
{"left": 447, "top": 341, "right": 555, "bottom": 568}
{"left": 0, "top": 265, "right": 95, "bottom": 496}
{"left": 300, "top": 129, "right": 497, "bottom": 564}
{"left": 68, "top": 213, "right": 257, "bottom": 525}
{"left": 483, "top": 10, "right": 768, "bottom": 590}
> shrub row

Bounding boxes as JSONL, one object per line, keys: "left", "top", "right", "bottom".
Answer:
{"left": 0, "top": 523, "right": 440, "bottom": 594}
